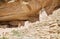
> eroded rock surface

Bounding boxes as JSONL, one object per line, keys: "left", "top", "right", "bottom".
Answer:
{"left": 0, "top": 0, "right": 60, "bottom": 27}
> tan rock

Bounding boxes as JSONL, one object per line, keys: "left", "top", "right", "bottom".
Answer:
{"left": 0, "top": 0, "right": 60, "bottom": 27}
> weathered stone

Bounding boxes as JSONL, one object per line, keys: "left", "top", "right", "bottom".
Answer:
{"left": 0, "top": 0, "right": 60, "bottom": 27}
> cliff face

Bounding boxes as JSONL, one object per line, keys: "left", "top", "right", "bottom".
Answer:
{"left": 0, "top": 0, "right": 40, "bottom": 21}
{"left": 0, "top": 0, "right": 60, "bottom": 21}
{"left": 0, "top": 0, "right": 60, "bottom": 27}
